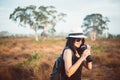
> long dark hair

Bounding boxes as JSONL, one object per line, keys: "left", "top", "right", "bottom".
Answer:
{"left": 65, "top": 37, "right": 85, "bottom": 54}
{"left": 65, "top": 37, "right": 76, "bottom": 54}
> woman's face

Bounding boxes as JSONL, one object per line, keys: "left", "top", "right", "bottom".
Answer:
{"left": 74, "top": 38, "right": 83, "bottom": 48}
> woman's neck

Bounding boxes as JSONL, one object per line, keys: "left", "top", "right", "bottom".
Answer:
{"left": 75, "top": 50, "right": 80, "bottom": 58}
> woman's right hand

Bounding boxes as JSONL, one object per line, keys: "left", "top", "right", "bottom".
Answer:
{"left": 81, "top": 45, "right": 91, "bottom": 61}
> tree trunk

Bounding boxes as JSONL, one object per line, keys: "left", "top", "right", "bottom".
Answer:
{"left": 34, "top": 26, "right": 39, "bottom": 41}
{"left": 105, "top": 30, "right": 109, "bottom": 38}
{"left": 42, "top": 29, "right": 47, "bottom": 41}
{"left": 91, "top": 30, "right": 97, "bottom": 41}
{"left": 33, "top": 25, "right": 39, "bottom": 41}
{"left": 35, "top": 31, "right": 39, "bottom": 41}
{"left": 42, "top": 18, "right": 48, "bottom": 41}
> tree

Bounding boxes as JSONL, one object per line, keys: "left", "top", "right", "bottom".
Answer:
{"left": 9, "top": 5, "right": 66, "bottom": 41}
{"left": 0, "top": 31, "right": 9, "bottom": 37}
{"left": 37, "top": 6, "right": 66, "bottom": 39}
{"left": 81, "top": 13, "right": 110, "bottom": 41}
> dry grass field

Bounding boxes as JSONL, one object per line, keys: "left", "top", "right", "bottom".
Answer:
{"left": 0, "top": 37, "right": 120, "bottom": 80}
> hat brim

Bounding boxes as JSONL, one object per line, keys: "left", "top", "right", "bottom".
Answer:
{"left": 66, "top": 35, "right": 87, "bottom": 38}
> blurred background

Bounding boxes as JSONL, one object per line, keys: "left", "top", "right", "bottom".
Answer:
{"left": 0, "top": 0, "right": 120, "bottom": 80}
{"left": 0, "top": 0, "right": 120, "bottom": 37}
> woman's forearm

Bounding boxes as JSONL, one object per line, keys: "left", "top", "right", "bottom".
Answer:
{"left": 66, "top": 57, "right": 84, "bottom": 77}
{"left": 87, "top": 62, "right": 92, "bottom": 70}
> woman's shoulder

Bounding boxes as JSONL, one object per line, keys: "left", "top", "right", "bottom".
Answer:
{"left": 64, "top": 48, "right": 72, "bottom": 53}
{"left": 63, "top": 48, "right": 73, "bottom": 60}
{"left": 63, "top": 48, "right": 73, "bottom": 57}
{"left": 64, "top": 46, "right": 72, "bottom": 52}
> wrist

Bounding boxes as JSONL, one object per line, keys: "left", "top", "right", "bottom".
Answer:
{"left": 79, "top": 57, "right": 85, "bottom": 62}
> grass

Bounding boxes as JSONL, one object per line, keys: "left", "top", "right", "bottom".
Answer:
{"left": 17, "top": 51, "right": 53, "bottom": 80}
{"left": 0, "top": 38, "right": 120, "bottom": 80}
{"left": 92, "top": 45, "right": 103, "bottom": 56}
{"left": 0, "top": 38, "right": 10, "bottom": 45}
{"left": 19, "top": 51, "right": 48, "bottom": 67}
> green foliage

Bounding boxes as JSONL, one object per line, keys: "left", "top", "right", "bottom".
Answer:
{"left": 82, "top": 13, "right": 110, "bottom": 40}
{"left": 0, "top": 31, "right": 10, "bottom": 37}
{"left": 82, "top": 13, "right": 110, "bottom": 34}
{"left": 116, "top": 34, "right": 120, "bottom": 38}
{"left": 92, "top": 45, "right": 103, "bottom": 55}
{"left": 92, "top": 45, "right": 103, "bottom": 50}
{"left": 9, "top": 5, "right": 66, "bottom": 38}
{"left": 107, "top": 33, "right": 120, "bottom": 39}
{"left": 19, "top": 51, "right": 46, "bottom": 69}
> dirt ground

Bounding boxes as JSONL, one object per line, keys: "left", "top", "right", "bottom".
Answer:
{"left": 0, "top": 37, "right": 120, "bottom": 80}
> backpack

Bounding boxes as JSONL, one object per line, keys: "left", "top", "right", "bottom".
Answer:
{"left": 50, "top": 47, "right": 74, "bottom": 80}
{"left": 50, "top": 54, "right": 64, "bottom": 80}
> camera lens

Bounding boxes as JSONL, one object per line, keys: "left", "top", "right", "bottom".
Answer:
{"left": 86, "top": 55, "right": 93, "bottom": 62}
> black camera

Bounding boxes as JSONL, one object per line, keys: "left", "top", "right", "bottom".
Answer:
{"left": 77, "top": 44, "right": 93, "bottom": 62}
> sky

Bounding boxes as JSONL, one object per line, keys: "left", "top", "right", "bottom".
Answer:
{"left": 0, "top": 0, "right": 120, "bottom": 35}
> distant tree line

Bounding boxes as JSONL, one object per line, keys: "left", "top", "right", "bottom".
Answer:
{"left": 0, "top": 31, "right": 120, "bottom": 39}
{"left": 0, "top": 31, "right": 67, "bottom": 38}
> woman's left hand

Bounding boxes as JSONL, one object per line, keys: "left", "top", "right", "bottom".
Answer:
{"left": 86, "top": 44, "right": 91, "bottom": 52}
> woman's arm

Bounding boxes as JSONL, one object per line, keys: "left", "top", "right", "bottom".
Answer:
{"left": 63, "top": 49, "right": 90, "bottom": 77}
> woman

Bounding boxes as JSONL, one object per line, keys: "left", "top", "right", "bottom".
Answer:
{"left": 62, "top": 29, "right": 92, "bottom": 80}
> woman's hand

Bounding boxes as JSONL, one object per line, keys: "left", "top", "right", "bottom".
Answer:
{"left": 86, "top": 44, "right": 91, "bottom": 51}
{"left": 81, "top": 44, "right": 91, "bottom": 61}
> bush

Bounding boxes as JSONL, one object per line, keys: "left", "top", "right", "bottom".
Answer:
{"left": 18, "top": 51, "right": 52, "bottom": 80}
